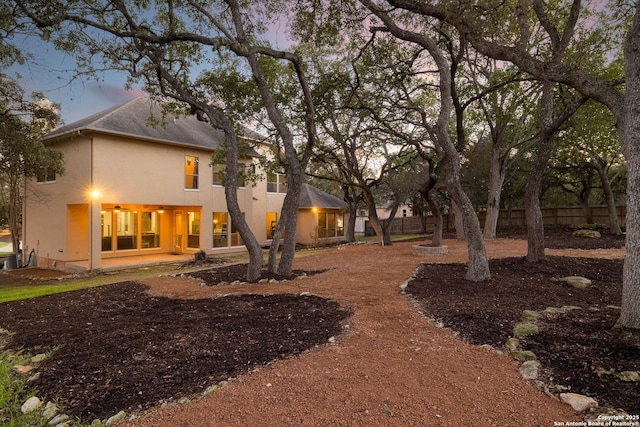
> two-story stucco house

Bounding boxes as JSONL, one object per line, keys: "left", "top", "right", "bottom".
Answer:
{"left": 23, "top": 97, "right": 346, "bottom": 272}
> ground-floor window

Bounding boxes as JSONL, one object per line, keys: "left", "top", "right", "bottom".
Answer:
{"left": 102, "top": 209, "right": 162, "bottom": 251}
{"left": 101, "top": 211, "right": 113, "bottom": 251}
{"left": 187, "top": 211, "right": 200, "bottom": 248}
{"left": 141, "top": 211, "right": 161, "bottom": 248}
{"left": 266, "top": 212, "right": 282, "bottom": 239}
{"left": 117, "top": 211, "right": 138, "bottom": 250}
{"left": 318, "top": 212, "right": 344, "bottom": 238}
{"left": 213, "top": 212, "right": 244, "bottom": 248}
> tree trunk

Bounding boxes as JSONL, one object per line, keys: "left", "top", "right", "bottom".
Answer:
{"left": 382, "top": 201, "right": 400, "bottom": 244}
{"left": 216, "top": 118, "right": 263, "bottom": 282}
{"left": 595, "top": 163, "right": 622, "bottom": 235}
{"left": 345, "top": 206, "right": 357, "bottom": 243}
{"left": 362, "top": 187, "right": 391, "bottom": 245}
{"left": 447, "top": 177, "right": 490, "bottom": 280}
{"left": 483, "top": 145, "right": 506, "bottom": 240}
{"left": 273, "top": 175, "right": 301, "bottom": 276}
{"left": 451, "top": 201, "right": 465, "bottom": 240}
{"left": 427, "top": 190, "right": 443, "bottom": 246}
{"left": 525, "top": 81, "right": 555, "bottom": 262}
{"left": 616, "top": 7, "right": 640, "bottom": 329}
{"left": 342, "top": 185, "right": 360, "bottom": 243}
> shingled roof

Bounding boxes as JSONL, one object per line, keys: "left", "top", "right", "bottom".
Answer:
{"left": 43, "top": 97, "right": 262, "bottom": 151}
{"left": 299, "top": 184, "right": 347, "bottom": 210}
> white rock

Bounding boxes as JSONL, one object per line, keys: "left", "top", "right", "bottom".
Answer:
{"left": 21, "top": 396, "right": 42, "bottom": 413}
{"left": 552, "top": 276, "right": 592, "bottom": 288}
{"left": 560, "top": 392, "right": 598, "bottom": 412}
{"left": 519, "top": 360, "right": 541, "bottom": 380}
{"left": 105, "top": 410, "right": 127, "bottom": 426}
{"left": 48, "top": 413, "right": 70, "bottom": 425}
{"left": 31, "top": 353, "right": 47, "bottom": 363}
{"left": 617, "top": 371, "right": 640, "bottom": 382}
{"left": 42, "top": 401, "right": 58, "bottom": 420}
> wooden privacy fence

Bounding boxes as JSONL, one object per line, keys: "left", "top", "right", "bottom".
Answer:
{"left": 369, "top": 205, "right": 627, "bottom": 235}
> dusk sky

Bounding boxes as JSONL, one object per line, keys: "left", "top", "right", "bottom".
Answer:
{"left": 9, "top": 32, "right": 150, "bottom": 125}
{"left": 8, "top": 13, "right": 291, "bottom": 126}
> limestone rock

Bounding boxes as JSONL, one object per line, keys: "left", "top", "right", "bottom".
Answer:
{"left": 521, "top": 310, "right": 540, "bottom": 322}
{"left": 616, "top": 371, "right": 640, "bottom": 382}
{"left": 544, "top": 305, "right": 582, "bottom": 314}
{"left": 48, "top": 413, "right": 70, "bottom": 425}
{"left": 42, "top": 401, "right": 59, "bottom": 420}
{"left": 552, "top": 276, "right": 592, "bottom": 289}
{"left": 105, "top": 410, "right": 127, "bottom": 426}
{"left": 505, "top": 337, "right": 520, "bottom": 351}
{"left": 572, "top": 229, "right": 601, "bottom": 239}
{"left": 21, "top": 396, "right": 42, "bottom": 413}
{"left": 510, "top": 350, "right": 537, "bottom": 361}
{"left": 31, "top": 353, "right": 47, "bottom": 363}
{"left": 513, "top": 322, "right": 539, "bottom": 338}
{"left": 560, "top": 392, "right": 598, "bottom": 412}
{"left": 13, "top": 364, "right": 34, "bottom": 375}
{"left": 519, "top": 360, "right": 541, "bottom": 380}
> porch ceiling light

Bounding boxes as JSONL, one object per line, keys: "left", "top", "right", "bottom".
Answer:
{"left": 114, "top": 205, "right": 121, "bottom": 212}
{"left": 158, "top": 206, "right": 165, "bottom": 213}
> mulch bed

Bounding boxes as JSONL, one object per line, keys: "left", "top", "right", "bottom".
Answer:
{"left": 0, "top": 277, "right": 351, "bottom": 421}
{"left": 406, "top": 228, "right": 639, "bottom": 414}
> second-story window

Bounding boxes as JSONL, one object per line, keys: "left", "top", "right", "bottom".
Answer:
{"left": 212, "top": 163, "right": 247, "bottom": 187}
{"left": 267, "top": 172, "right": 287, "bottom": 193}
{"left": 36, "top": 168, "right": 56, "bottom": 184}
{"left": 185, "top": 155, "right": 199, "bottom": 189}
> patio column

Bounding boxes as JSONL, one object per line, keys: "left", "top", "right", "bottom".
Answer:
{"left": 89, "top": 199, "right": 102, "bottom": 270}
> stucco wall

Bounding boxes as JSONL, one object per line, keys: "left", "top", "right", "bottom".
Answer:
{"left": 23, "top": 136, "right": 92, "bottom": 266}
{"left": 24, "top": 131, "right": 285, "bottom": 270}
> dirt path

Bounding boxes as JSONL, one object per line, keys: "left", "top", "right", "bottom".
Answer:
{"left": 121, "top": 238, "right": 618, "bottom": 426}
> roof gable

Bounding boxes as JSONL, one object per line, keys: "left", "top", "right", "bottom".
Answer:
{"left": 299, "top": 184, "right": 347, "bottom": 209}
{"left": 43, "top": 97, "right": 256, "bottom": 151}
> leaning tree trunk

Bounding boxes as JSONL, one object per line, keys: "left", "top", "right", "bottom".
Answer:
{"left": 218, "top": 120, "right": 264, "bottom": 282}
{"left": 362, "top": 187, "right": 391, "bottom": 246}
{"left": 616, "top": 7, "right": 640, "bottom": 329}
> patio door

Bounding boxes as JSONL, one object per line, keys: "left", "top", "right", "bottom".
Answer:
{"left": 174, "top": 211, "right": 184, "bottom": 253}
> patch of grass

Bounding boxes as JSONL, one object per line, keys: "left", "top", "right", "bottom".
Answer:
{"left": 0, "top": 260, "right": 246, "bottom": 303}
{"left": 0, "top": 283, "right": 103, "bottom": 304}
{"left": 0, "top": 350, "right": 43, "bottom": 427}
